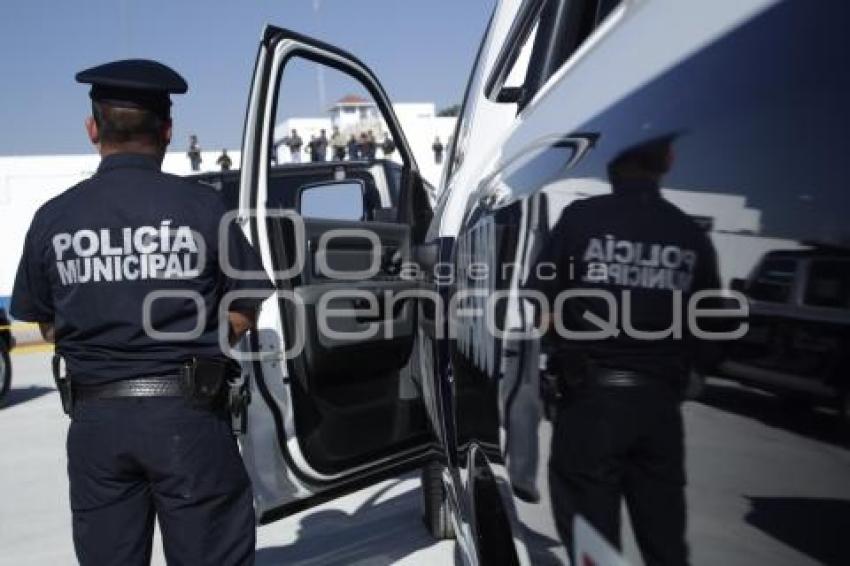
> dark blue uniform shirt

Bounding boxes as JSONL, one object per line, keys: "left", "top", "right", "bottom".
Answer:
{"left": 11, "top": 153, "right": 274, "bottom": 385}
{"left": 528, "top": 182, "right": 721, "bottom": 380}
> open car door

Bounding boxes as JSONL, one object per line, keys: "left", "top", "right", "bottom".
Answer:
{"left": 235, "top": 26, "right": 437, "bottom": 523}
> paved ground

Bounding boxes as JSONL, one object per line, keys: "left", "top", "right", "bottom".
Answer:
{"left": 0, "top": 351, "right": 454, "bottom": 566}
{"left": 2, "top": 350, "right": 849, "bottom": 565}
{"left": 674, "top": 379, "right": 850, "bottom": 566}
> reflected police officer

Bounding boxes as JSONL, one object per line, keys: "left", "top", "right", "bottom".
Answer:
{"left": 10, "top": 60, "right": 274, "bottom": 565}
{"left": 531, "top": 135, "right": 720, "bottom": 565}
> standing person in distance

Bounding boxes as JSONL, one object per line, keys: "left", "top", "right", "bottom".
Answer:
{"left": 217, "top": 148, "right": 232, "bottom": 171}
{"left": 287, "top": 128, "right": 303, "bottom": 163}
{"left": 380, "top": 132, "right": 396, "bottom": 159}
{"left": 330, "top": 126, "right": 346, "bottom": 161}
{"left": 187, "top": 133, "right": 202, "bottom": 171}
{"left": 316, "top": 128, "right": 329, "bottom": 162}
{"left": 432, "top": 135, "right": 444, "bottom": 164}
{"left": 347, "top": 133, "right": 360, "bottom": 160}
{"left": 365, "top": 130, "right": 378, "bottom": 160}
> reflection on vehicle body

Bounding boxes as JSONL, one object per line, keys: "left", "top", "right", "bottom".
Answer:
{"left": 723, "top": 249, "right": 850, "bottom": 426}
{"left": 199, "top": 1, "right": 850, "bottom": 565}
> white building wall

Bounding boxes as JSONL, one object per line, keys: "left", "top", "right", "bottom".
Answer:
{"left": 330, "top": 104, "right": 380, "bottom": 132}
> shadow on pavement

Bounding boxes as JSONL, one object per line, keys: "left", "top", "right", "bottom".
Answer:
{"left": 1, "top": 385, "right": 53, "bottom": 409}
{"left": 256, "top": 479, "right": 452, "bottom": 565}
{"left": 698, "top": 379, "right": 847, "bottom": 448}
{"left": 745, "top": 497, "right": 850, "bottom": 566}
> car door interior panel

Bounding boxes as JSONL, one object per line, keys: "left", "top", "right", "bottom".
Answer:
{"left": 238, "top": 27, "right": 435, "bottom": 485}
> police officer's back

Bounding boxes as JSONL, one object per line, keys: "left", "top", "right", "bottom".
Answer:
{"left": 532, "top": 136, "right": 720, "bottom": 566}
{"left": 10, "top": 60, "right": 272, "bottom": 565}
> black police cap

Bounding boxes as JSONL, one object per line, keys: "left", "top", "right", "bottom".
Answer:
{"left": 76, "top": 59, "right": 187, "bottom": 119}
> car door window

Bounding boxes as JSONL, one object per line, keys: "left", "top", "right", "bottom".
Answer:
{"left": 804, "top": 260, "right": 850, "bottom": 309}
{"left": 485, "top": 0, "right": 624, "bottom": 111}
{"left": 502, "top": 21, "right": 539, "bottom": 91}
{"left": 245, "top": 32, "right": 430, "bottom": 481}
{"left": 749, "top": 258, "right": 797, "bottom": 303}
{"left": 271, "top": 57, "right": 398, "bottom": 222}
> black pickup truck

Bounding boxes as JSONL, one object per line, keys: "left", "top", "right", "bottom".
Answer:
{"left": 722, "top": 249, "right": 850, "bottom": 428}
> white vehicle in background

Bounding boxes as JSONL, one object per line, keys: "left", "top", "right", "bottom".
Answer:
{"left": 222, "top": 1, "right": 849, "bottom": 564}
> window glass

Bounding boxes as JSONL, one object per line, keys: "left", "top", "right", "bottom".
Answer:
{"left": 271, "top": 57, "right": 397, "bottom": 167}
{"left": 503, "top": 22, "right": 539, "bottom": 89}
{"left": 299, "top": 181, "right": 364, "bottom": 221}
{"left": 804, "top": 260, "right": 850, "bottom": 309}
{"left": 749, "top": 258, "right": 797, "bottom": 303}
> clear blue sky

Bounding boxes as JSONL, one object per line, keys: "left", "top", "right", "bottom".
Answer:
{"left": 0, "top": 0, "right": 494, "bottom": 155}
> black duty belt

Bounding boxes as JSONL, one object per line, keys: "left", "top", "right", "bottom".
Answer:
{"left": 73, "top": 376, "right": 183, "bottom": 401}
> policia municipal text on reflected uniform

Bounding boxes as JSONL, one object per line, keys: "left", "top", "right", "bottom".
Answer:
{"left": 530, "top": 136, "right": 721, "bottom": 566}
{"left": 10, "top": 60, "right": 274, "bottom": 565}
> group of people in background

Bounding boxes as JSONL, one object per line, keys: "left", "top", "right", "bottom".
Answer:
{"left": 186, "top": 134, "right": 232, "bottom": 172}
{"left": 186, "top": 129, "right": 446, "bottom": 172}
{"left": 276, "top": 127, "right": 396, "bottom": 164}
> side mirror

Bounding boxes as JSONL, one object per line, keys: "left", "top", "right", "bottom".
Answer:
{"left": 730, "top": 277, "right": 748, "bottom": 293}
{"left": 298, "top": 180, "right": 365, "bottom": 221}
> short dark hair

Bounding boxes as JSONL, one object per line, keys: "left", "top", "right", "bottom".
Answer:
{"left": 607, "top": 137, "right": 674, "bottom": 183}
{"left": 92, "top": 101, "right": 167, "bottom": 145}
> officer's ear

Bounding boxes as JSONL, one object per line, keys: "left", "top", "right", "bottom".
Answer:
{"left": 161, "top": 118, "right": 173, "bottom": 148}
{"left": 85, "top": 116, "right": 100, "bottom": 145}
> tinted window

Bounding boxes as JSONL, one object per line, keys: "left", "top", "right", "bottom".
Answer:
{"left": 502, "top": 21, "right": 539, "bottom": 90}
{"left": 525, "top": 0, "right": 623, "bottom": 104}
{"left": 749, "top": 259, "right": 796, "bottom": 303}
{"left": 595, "top": 0, "right": 622, "bottom": 25}
{"left": 805, "top": 260, "right": 850, "bottom": 309}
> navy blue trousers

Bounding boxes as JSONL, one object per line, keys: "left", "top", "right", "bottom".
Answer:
{"left": 67, "top": 397, "right": 255, "bottom": 565}
{"left": 549, "top": 384, "right": 689, "bottom": 566}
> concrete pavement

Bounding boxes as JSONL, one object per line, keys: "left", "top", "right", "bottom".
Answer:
{"left": 2, "top": 351, "right": 849, "bottom": 565}
{"left": 677, "top": 379, "right": 850, "bottom": 566}
{"left": 0, "top": 351, "right": 454, "bottom": 565}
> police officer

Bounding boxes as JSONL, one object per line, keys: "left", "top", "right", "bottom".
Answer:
{"left": 431, "top": 136, "right": 444, "bottom": 164}
{"left": 380, "top": 133, "right": 396, "bottom": 159}
{"left": 531, "top": 136, "right": 720, "bottom": 566}
{"left": 187, "top": 133, "right": 202, "bottom": 171}
{"left": 10, "top": 59, "right": 274, "bottom": 565}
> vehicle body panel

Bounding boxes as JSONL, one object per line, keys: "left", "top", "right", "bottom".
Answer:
{"left": 231, "top": 1, "right": 850, "bottom": 563}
